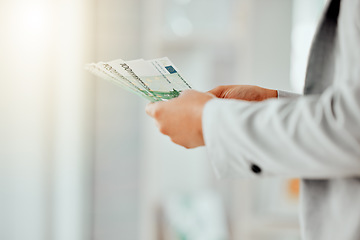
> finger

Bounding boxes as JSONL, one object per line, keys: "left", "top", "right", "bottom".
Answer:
{"left": 145, "top": 102, "right": 157, "bottom": 117}
{"left": 207, "top": 86, "right": 225, "bottom": 97}
{"left": 170, "top": 137, "right": 194, "bottom": 149}
{"left": 170, "top": 137, "right": 187, "bottom": 148}
{"left": 146, "top": 101, "right": 168, "bottom": 118}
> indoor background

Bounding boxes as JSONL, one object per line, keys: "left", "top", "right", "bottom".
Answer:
{"left": 0, "top": 0, "right": 326, "bottom": 239}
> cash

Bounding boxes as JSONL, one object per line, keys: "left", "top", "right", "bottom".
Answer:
{"left": 86, "top": 57, "right": 192, "bottom": 102}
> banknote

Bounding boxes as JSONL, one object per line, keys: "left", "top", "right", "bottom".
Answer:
{"left": 86, "top": 57, "right": 192, "bottom": 102}
{"left": 86, "top": 60, "right": 158, "bottom": 101}
{"left": 149, "top": 57, "right": 192, "bottom": 90}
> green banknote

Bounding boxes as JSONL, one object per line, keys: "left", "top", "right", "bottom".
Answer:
{"left": 86, "top": 57, "right": 191, "bottom": 102}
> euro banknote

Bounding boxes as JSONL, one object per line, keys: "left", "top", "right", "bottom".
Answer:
{"left": 86, "top": 57, "right": 192, "bottom": 102}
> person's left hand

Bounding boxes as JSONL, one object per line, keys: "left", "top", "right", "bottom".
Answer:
{"left": 145, "top": 90, "right": 215, "bottom": 149}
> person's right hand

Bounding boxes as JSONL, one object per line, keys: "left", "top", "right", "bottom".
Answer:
{"left": 208, "top": 85, "right": 278, "bottom": 102}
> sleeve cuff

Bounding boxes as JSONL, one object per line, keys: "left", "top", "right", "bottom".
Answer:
{"left": 202, "top": 99, "right": 229, "bottom": 178}
{"left": 202, "top": 99, "right": 254, "bottom": 179}
{"left": 277, "top": 90, "right": 302, "bottom": 99}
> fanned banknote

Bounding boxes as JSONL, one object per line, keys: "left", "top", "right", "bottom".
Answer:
{"left": 86, "top": 57, "right": 192, "bottom": 102}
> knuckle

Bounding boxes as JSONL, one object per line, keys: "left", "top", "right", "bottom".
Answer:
{"left": 171, "top": 137, "right": 182, "bottom": 146}
{"left": 153, "top": 107, "right": 162, "bottom": 118}
{"left": 159, "top": 126, "right": 168, "bottom": 135}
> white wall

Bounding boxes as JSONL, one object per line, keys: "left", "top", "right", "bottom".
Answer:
{"left": 92, "top": 0, "right": 142, "bottom": 240}
{"left": 0, "top": 1, "right": 94, "bottom": 240}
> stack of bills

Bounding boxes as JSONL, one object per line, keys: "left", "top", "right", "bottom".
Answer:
{"left": 86, "top": 57, "right": 192, "bottom": 102}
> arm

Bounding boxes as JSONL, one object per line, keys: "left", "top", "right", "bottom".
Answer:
{"left": 202, "top": 5, "right": 360, "bottom": 179}
{"left": 203, "top": 82, "right": 360, "bottom": 179}
{"left": 146, "top": 80, "right": 360, "bottom": 179}
{"left": 146, "top": 4, "right": 360, "bottom": 179}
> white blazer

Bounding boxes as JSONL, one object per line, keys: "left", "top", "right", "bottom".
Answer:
{"left": 202, "top": 0, "right": 360, "bottom": 239}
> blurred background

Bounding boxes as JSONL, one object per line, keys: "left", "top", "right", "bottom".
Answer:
{"left": 0, "top": 0, "right": 326, "bottom": 239}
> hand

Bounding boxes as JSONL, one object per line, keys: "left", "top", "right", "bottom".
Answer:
{"left": 208, "top": 85, "right": 277, "bottom": 101}
{"left": 145, "top": 90, "right": 215, "bottom": 149}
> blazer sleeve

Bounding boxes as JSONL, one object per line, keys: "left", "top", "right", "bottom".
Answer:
{"left": 202, "top": 80, "right": 360, "bottom": 179}
{"left": 203, "top": 1, "right": 360, "bottom": 179}
{"left": 277, "top": 90, "right": 302, "bottom": 98}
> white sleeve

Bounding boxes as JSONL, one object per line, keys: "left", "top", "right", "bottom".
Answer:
{"left": 277, "top": 90, "right": 302, "bottom": 99}
{"left": 202, "top": 82, "right": 360, "bottom": 179}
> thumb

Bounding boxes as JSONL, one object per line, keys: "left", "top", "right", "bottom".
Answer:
{"left": 145, "top": 102, "right": 157, "bottom": 117}
{"left": 145, "top": 101, "right": 166, "bottom": 117}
